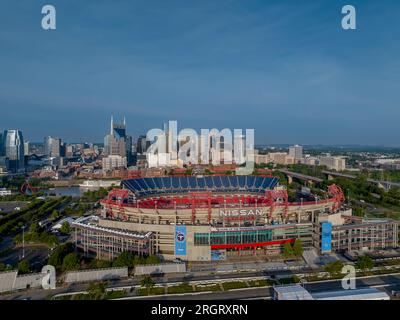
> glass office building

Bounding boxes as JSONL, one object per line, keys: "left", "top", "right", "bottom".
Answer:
{"left": 2, "top": 130, "right": 25, "bottom": 173}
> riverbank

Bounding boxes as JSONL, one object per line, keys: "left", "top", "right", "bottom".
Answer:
{"left": 47, "top": 180, "right": 83, "bottom": 187}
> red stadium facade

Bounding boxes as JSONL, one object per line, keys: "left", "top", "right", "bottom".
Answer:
{"left": 73, "top": 174, "right": 346, "bottom": 261}
{"left": 72, "top": 174, "right": 399, "bottom": 261}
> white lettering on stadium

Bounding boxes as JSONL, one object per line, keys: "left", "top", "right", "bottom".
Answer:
{"left": 219, "top": 208, "right": 264, "bottom": 217}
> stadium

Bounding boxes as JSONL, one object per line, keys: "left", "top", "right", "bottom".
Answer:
{"left": 72, "top": 173, "right": 376, "bottom": 262}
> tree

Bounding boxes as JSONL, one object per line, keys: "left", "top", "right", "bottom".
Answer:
{"left": 145, "top": 255, "right": 160, "bottom": 265}
{"left": 60, "top": 221, "right": 71, "bottom": 234}
{"left": 133, "top": 255, "right": 145, "bottom": 266}
{"left": 62, "top": 253, "right": 80, "bottom": 271}
{"left": 324, "top": 261, "right": 344, "bottom": 277}
{"left": 113, "top": 251, "right": 135, "bottom": 268}
{"left": 29, "top": 222, "right": 40, "bottom": 234}
{"left": 90, "top": 259, "right": 112, "bottom": 269}
{"left": 50, "top": 210, "right": 60, "bottom": 221}
{"left": 356, "top": 255, "right": 374, "bottom": 271}
{"left": 292, "top": 239, "right": 303, "bottom": 257}
{"left": 283, "top": 243, "right": 294, "bottom": 258}
{"left": 48, "top": 242, "right": 74, "bottom": 269}
{"left": 18, "top": 259, "right": 30, "bottom": 274}
{"left": 87, "top": 281, "right": 106, "bottom": 300}
{"left": 140, "top": 276, "right": 155, "bottom": 295}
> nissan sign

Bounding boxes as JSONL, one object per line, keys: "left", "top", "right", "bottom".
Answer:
{"left": 219, "top": 208, "right": 264, "bottom": 217}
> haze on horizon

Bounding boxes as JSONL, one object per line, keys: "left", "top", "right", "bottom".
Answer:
{"left": 0, "top": 0, "right": 399, "bottom": 146}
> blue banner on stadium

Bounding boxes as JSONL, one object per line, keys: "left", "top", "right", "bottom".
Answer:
{"left": 321, "top": 222, "right": 332, "bottom": 252}
{"left": 175, "top": 225, "right": 187, "bottom": 256}
{"left": 211, "top": 250, "right": 227, "bottom": 261}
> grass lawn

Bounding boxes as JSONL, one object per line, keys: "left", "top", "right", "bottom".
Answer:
{"left": 105, "top": 290, "right": 126, "bottom": 299}
{"left": 167, "top": 283, "right": 194, "bottom": 294}
{"left": 195, "top": 284, "right": 221, "bottom": 292}
{"left": 138, "top": 286, "right": 165, "bottom": 296}
{"left": 247, "top": 279, "right": 273, "bottom": 287}
{"left": 222, "top": 281, "right": 248, "bottom": 291}
{"left": 55, "top": 293, "right": 93, "bottom": 300}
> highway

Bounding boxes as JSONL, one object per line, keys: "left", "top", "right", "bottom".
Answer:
{"left": 279, "top": 169, "right": 400, "bottom": 190}
{"left": 322, "top": 170, "right": 400, "bottom": 190}
{"left": 121, "top": 272, "right": 400, "bottom": 300}
{"left": 0, "top": 270, "right": 268, "bottom": 300}
{"left": 277, "top": 169, "right": 323, "bottom": 183}
{"left": 3, "top": 270, "right": 400, "bottom": 301}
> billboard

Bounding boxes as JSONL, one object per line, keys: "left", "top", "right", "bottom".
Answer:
{"left": 175, "top": 225, "right": 187, "bottom": 256}
{"left": 321, "top": 222, "right": 332, "bottom": 252}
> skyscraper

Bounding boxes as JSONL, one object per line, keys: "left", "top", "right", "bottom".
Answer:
{"left": 289, "top": 145, "right": 303, "bottom": 162}
{"left": 3, "top": 130, "right": 25, "bottom": 173}
{"left": 104, "top": 116, "right": 133, "bottom": 167}
{"left": 0, "top": 131, "right": 6, "bottom": 173}
{"left": 44, "top": 136, "right": 62, "bottom": 157}
{"left": 136, "top": 135, "right": 150, "bottom": 154}
{"left": 24, "top": 141, "right": 30, "bottom": 156}
{"left": 0, "top": 131, "right": 3, "bottom": 156}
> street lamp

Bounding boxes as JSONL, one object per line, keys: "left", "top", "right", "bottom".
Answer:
{"left": 347, "top": 189, "right": 350, "bottom": 205}
{"left": 21, "top": 225, "right": 26, "bottom": 259}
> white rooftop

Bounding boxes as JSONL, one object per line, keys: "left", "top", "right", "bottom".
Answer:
{"left": 274, "top": 285, "right": 314, "bottom": 300}
{"left": 52, "top": 217, "right": 76, "bottom": 230}
{"left": 312, "top": 288, "right": 390, "bottom": 300}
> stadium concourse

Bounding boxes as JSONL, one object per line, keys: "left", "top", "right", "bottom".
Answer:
{"left": 72, "top": 174, "right": 399, "bottom": 262}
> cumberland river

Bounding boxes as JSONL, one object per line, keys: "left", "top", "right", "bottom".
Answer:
{"left": 43, "top": 187, "right": 87, "bottom": 197}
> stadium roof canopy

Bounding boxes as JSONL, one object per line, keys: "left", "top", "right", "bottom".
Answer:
{"left": 122, "top": 175, "right": 279, "bottom": 197}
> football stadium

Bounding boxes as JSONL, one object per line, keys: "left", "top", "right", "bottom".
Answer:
{"left": 72, "top": 174, "right": 399, "bottom": 262}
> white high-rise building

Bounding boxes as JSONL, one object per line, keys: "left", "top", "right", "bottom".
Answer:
{"left": 319, "top": 156, "right": 346, "bottom": 171}
{"left": 289, "top": 145, "right": 303, "bottom": 162}
{"left": 24, "top": 141, "right": 30, "bottom": 156}
{"left": 102, "top": 155, "right": 127, "bottom": 171}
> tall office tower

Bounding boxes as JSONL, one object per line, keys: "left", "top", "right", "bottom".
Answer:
{"left": 0, "top": 131, "right": 3, "bottom": 156}
{"left": 3, "top": 130, "right": 25, "bottom": 173}
{"left": 289, "top": 145, "right": 303, "bottom": 162}
{"left": 44, "top": 136, "right": 62, "bottom": 157}
{"left": 24, "top": 141, "right": 30, "bottom": 156}
{"left": 163, "top": 121, "right": 178, "bottom": 161}
{"left": 125, "top": 135, "right": 133, "bottom": 166}
{"left": 104, "top": 116, "right": 133, "bottom": 167}
{"left": 233, "top": 134, "right": 245, "bottom": 165}
{"left": 65, "top": 145, "right": 74, "bottom": 158}
{"left": 136, "top": 135, "right": 150, "bottom": 154}
{"left": 0, "top": 131, "right": 6, "bottom": 173}
{"left": 60, "top": 142, "right": 66, "bottom": 157}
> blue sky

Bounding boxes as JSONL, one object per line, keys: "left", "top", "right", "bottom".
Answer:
{"left": 0, "top": 0, "right": 399, "bottom": 145}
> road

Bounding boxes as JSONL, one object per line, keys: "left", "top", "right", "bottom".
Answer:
{"left": 3, "top": 270, "right": 400, "bottom": 301}
{"left": 125, "top": 273, "right": 400, "bottom": 300}
{"left": 0, "top": 270, "right": 268, "bottom": 300}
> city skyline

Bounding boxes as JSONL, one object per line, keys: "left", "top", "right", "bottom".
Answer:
{"left": 1, "top": 0, "right": 400, "bottom": 145}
